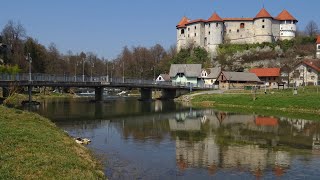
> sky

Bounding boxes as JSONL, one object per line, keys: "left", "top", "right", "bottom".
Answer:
{"left": 1, "top": 0, "right": 319, "bottom": 59}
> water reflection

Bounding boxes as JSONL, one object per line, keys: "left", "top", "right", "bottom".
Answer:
{"left": 34, "top": 98, "right": 320, "bottom": 179}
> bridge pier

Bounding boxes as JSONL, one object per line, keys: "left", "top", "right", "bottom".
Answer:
{"left": 2, "top": 87, "right": 10, "bottom": 98}
{"left": 161, "top": 89, "right": 176, "bottom": 99}
{"left": 140, "top": 88, "right": 152, "bottom": 101}
{"left": 95, "top": 87, "right": 104, "bottom": 102}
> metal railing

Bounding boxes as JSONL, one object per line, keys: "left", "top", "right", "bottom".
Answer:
{"left": 0, "top": 73, "right": 215, "bottom": 89}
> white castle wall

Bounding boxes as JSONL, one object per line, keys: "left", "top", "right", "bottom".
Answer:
{"left": 224, "top": 21, "right": 255, "bottom": 44}
{"left": 279, "top": 20, "right": 296, "bottom": 40}
{"left": 177, "top": 28, "right": 187, "bottom": 51}
{"left": 254, "top": 18, "right": 273, "bottom": 43}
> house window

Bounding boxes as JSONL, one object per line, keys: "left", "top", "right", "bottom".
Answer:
{"left": 311, "top": 76, "right": 315, "bottom": 80}
{"left": 159, "top": 77, "right": 162, "bottom": 80}
{"left": 281, "top": 33, "right": 283, "bottom": 35}
{"left": 308, "top": 68, "right": 312, "bottom": 73}
{"left": 181, "top": 29, "right": 185, "bottom": 34}
{"left": 178, "top": 73, "right": 185, "bottom": 78}
{"left": 317, "top": 45, "right": 320, "bottom": 50}
{"left": 188, "top": 28, "right": 190, "bottom": 31}
{"left": 216, "top": 23, "right": 218, "bottom": 27}
{"left": 262, "top": 25, "right": 265, "bottom": 28}
{"left": 240, "top": 23, "right": 245, "bottom": 29}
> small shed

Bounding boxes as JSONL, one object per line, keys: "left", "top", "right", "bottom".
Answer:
{"left": 156, "top": 74, "right": 170, "bottom": 82}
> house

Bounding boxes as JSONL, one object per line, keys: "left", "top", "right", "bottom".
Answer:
{"left": 290, "top": 59, "right": 320, "bottom": 86}
{"left": 249, "top": 68, "right": 281, "bottom": 88}
{"left": 201, "top": 67, "right": 221, "bottom": 87}
{"left": 169, "top": 64, "right": 202, "bottom": 87}
{"left": 217, "top": 71, "right": 261, "bottom": 90}
{"left": 156, "top": 74, "right": 170, "bottom": 82}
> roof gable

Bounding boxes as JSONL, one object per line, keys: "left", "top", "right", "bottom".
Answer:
{"left": 219, "top": 71, "right": 261, "bottom": 82}
{"left": 208, "top": 12, "right": 223, "bottom": 22}
{"left": 276, "top": 9, "right": 297, "bottom": 21}
{"left": 249, "top": 68, "right": 281, "bottom": 77}
{"left": 255, "top": 8, "right": 273, "bottom": 19}
{"left": 302, "top": 59, "right": 320, "bottom": 72}
{"left": 169, "top": 64, "right": 202, "bottom": 78}
{"left": 177, "top": 16, "right": 190, "bottom": 28}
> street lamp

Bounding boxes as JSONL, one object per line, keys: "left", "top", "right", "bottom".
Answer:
{"left": 26, "top": 53, "right": 32, "bottom": 81}
{"left": 82, "top": 58, "right": 85, "bottom": 82}
{"left": 74, "top": 61, "right": 78, "bottom": 82}
{"left": 90, "top": 62, "right": 94, "bottom": 82}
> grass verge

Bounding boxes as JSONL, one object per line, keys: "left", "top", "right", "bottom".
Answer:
{"left": 0, "top": 105, "right": 105, "bottom": 179}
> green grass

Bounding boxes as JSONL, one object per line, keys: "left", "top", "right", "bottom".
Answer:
{"left": 0, "top": 105, "right": 105, "bottom": 179}
{"left": 192, "top": 87, "right": 320, "bottom": 116}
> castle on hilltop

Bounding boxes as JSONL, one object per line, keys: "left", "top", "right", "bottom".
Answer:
{"left": 176, "top": 8, "right": 298, "bottom": 57}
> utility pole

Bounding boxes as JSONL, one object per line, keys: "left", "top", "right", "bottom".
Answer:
{"left": 26, "top": 53, "right": 32, "bottom": 104}
{"left": 74, "top": 62, "right": 78, "bottom": 82}
{"left": 106, "top": 61, "right": 109, "bottom": 82}
{"left": 122, "top": 61, "right": 124, "bottom": 83}
{"left": 82, "top": 58, "right": 85, "bottom": 82}
{"left": 91, "top": 62, "right": 94, "bottom": 82}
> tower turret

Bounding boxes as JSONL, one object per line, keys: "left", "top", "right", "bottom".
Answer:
{"left": 316, "top": 36, "right": 320, "bottom": 59}
{"left": 176, "top": 16, "right": 189, "bottom": 51}
{"left": 276, "top": 10, "right": 298, "bottom": 41}
{"left": 206, "top": 12, "right": 224, "bottom": 57}
{"left": 253, "top": 8, "right": 273, "bottom": 43}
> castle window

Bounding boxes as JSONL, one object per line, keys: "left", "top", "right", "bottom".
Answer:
{"left": 188, "top": 28, "right": 190, "bottom": 31}
{"left": 195, "top": 26, "right": 196, "bottom": 30}
{"left": 229, "top": 29, "right": 231, "bottom": 33}
{"left": 237, "top": 29, "right": 239, "bottom": 33}
{"left": 188, "top": 34, "right": 190, "bottom": 37}
{"left": 181, "top": 29, "right": 185, "bottom": 34}
{"left": 262, "top": 25, "right": 265, "bottom": 28}
{"left": 209, "top": 24, "right": 211, "bottom": 27}
{"left": 194, "top": 33, "right": 196, "bottom": 37}
{"left": 209, "top": 31, "right": 211, "bottom": 35}
{"left": 281, "top": 33, "right": 283, "bottom": 35}
{"left": 216, "top": 23, "right": 218, "bottom": 27}
{"left": 262, "top": 19, "right": 265, "bottom": 22}
{"left": 240, "top": 23, "right": 245, "bottom": 29}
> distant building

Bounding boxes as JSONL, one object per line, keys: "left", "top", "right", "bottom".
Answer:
{"left": 201, "top": 67, "right": 221, "bottom": 87}
{"left": 176, "top": 8, "right": 298, "bottom": 57}
{"left": 250, "top": 68, "right": 281, "bottom": 88}
{"left": 316, "top": 36, "right": 320, "bottom": 59}
{"left": 169, "top": 64, "right": 202, "bottom": 87}
{"left": 290, "top": 59, "right": 320, "bottom": 86}
{"left": 217, "top": 71, "right": 261, "bottom": 90}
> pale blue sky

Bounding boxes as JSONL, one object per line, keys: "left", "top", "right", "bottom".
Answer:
{"left": 0, "top": 0, "right": 319, "bottom": 59}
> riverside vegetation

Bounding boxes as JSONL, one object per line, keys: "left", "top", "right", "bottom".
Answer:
{"left": 0, "top": 105, "right": 105, "bottom": 179}
{"left": 191, "top": 87, "right": 320, "bottom": 119}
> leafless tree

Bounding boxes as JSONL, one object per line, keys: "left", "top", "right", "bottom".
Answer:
{"left": 305, "top": 20, "right": 319, "bottom": 37}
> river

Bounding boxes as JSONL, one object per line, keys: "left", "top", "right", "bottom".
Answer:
{"left": 30, "top": 97, "right": 320, "bottom": 179}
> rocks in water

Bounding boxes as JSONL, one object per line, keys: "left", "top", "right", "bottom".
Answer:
{"left": 74, "top": 137, "right": 91, "bottom": 145}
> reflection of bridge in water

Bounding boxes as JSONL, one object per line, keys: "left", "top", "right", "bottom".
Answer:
{"left": 0, "top": 73, "right": 212, "bottom": 102}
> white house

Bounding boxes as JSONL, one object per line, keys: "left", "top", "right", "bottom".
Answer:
{"left": 290, "top": 60, "right": 320, "bottom": 86}
{"left": 156, "top": 74, "right": 170, "bottom": 82}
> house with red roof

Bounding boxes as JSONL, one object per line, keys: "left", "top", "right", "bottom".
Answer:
{"left": 176, "top": 8, "right": 298, "bottom": 57}
{"left": 288, "top": 37, "right": 320, "bottom": 86}
{"left": 249, "top": 68, "right": 281, "bottom": 88}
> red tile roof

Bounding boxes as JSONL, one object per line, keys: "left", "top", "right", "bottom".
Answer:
{"left": 302, "top": 59, "right": 320, "bottom": 72}
{"left": 177, "top": 16, "right": 190, "bottom": 28}
{"left": 276, "top": 9, "right": 297, "bottom": 21}
{"left": 185, "top": 19, "right": 207, "bottom": 25}
{"left": 249, "top": 68, "right": 281, "bottom": 77}
{"left": 255, "top": 117, "right": 278, "bottom": 126}
{"left": 223, "top": 18, "right": 254, "bottom": 21}
{"left": 208, "top": 12, "right": 223, "bottom": 22}
{"left": 255, "top": 8, "right": 273, "bottom": 19}
{"left": 317, "top": 36, "right": 320, "bottom": 44}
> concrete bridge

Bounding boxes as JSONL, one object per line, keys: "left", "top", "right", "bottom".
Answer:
{"left": 0, "top": 73, "right": 213, "bottom": 102}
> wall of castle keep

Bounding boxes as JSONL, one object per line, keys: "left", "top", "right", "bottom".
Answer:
{"left": 224, "top": 21, "right": 255, "bottom": 44}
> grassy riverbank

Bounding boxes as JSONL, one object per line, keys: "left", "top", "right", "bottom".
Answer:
{"left": 192, "top": 87, "right": 320, "bottom": 116}
{"left": 0, "top": 105, "right": 105, "bottom": 179}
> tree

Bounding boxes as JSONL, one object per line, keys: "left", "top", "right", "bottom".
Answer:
{"left": 305, "top": 20, "right": 319, "bottom": 37}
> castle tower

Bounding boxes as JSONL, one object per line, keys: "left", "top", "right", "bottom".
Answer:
{"left": 253, "top": 8, "right": 273, "bottom": 43}
{"left": 316, "top": 36, "right": 320, "bottom": 59}
{"left": 176, "top": 16, "right": 189, "bottom": 51}
{"left": 206, "top": 12, "right": 224, "bottom": 57}
{"left": 276, "top": 10, "right": 298, "bottom": 41}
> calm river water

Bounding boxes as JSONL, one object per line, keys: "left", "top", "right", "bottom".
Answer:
{"left": 31, "top": 97, "right": 320, "bottom": 179}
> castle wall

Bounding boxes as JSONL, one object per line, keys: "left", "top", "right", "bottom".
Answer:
{"left": 254, "top": 18, "right": 273, "bottom": 43}
{"left": 279, "top": 20, "right": 296, "bottom": 41}
{"left": 177, "top": 28, "right": 187, "bottom": 51}
{"left": 224, "top": 21, "right": 255, "bottom": 44}
{"left": 272, "top": 20, "right": 280, "bottom": 41}
{"left": 205, "top": 22, "right": 224, "bottom": 56}
{"left": 185, "top": 22, "right": 205, "bottom": 48}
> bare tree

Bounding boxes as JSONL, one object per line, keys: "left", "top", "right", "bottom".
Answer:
{"left": 305, "top": 20, "right": 319, "bottom": 37}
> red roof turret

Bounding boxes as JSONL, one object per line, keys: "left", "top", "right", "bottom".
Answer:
{"left": 276, "top": 10, "right": 297, "bottom": 21}
{"left": 207, "top": 12, "right": 223, "bottom": 22}
{"left": 176, "top": 16, "right": 189, "bottom": 28}
{"left": 254, "top": 8, "right": 273, "bottom": 19}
